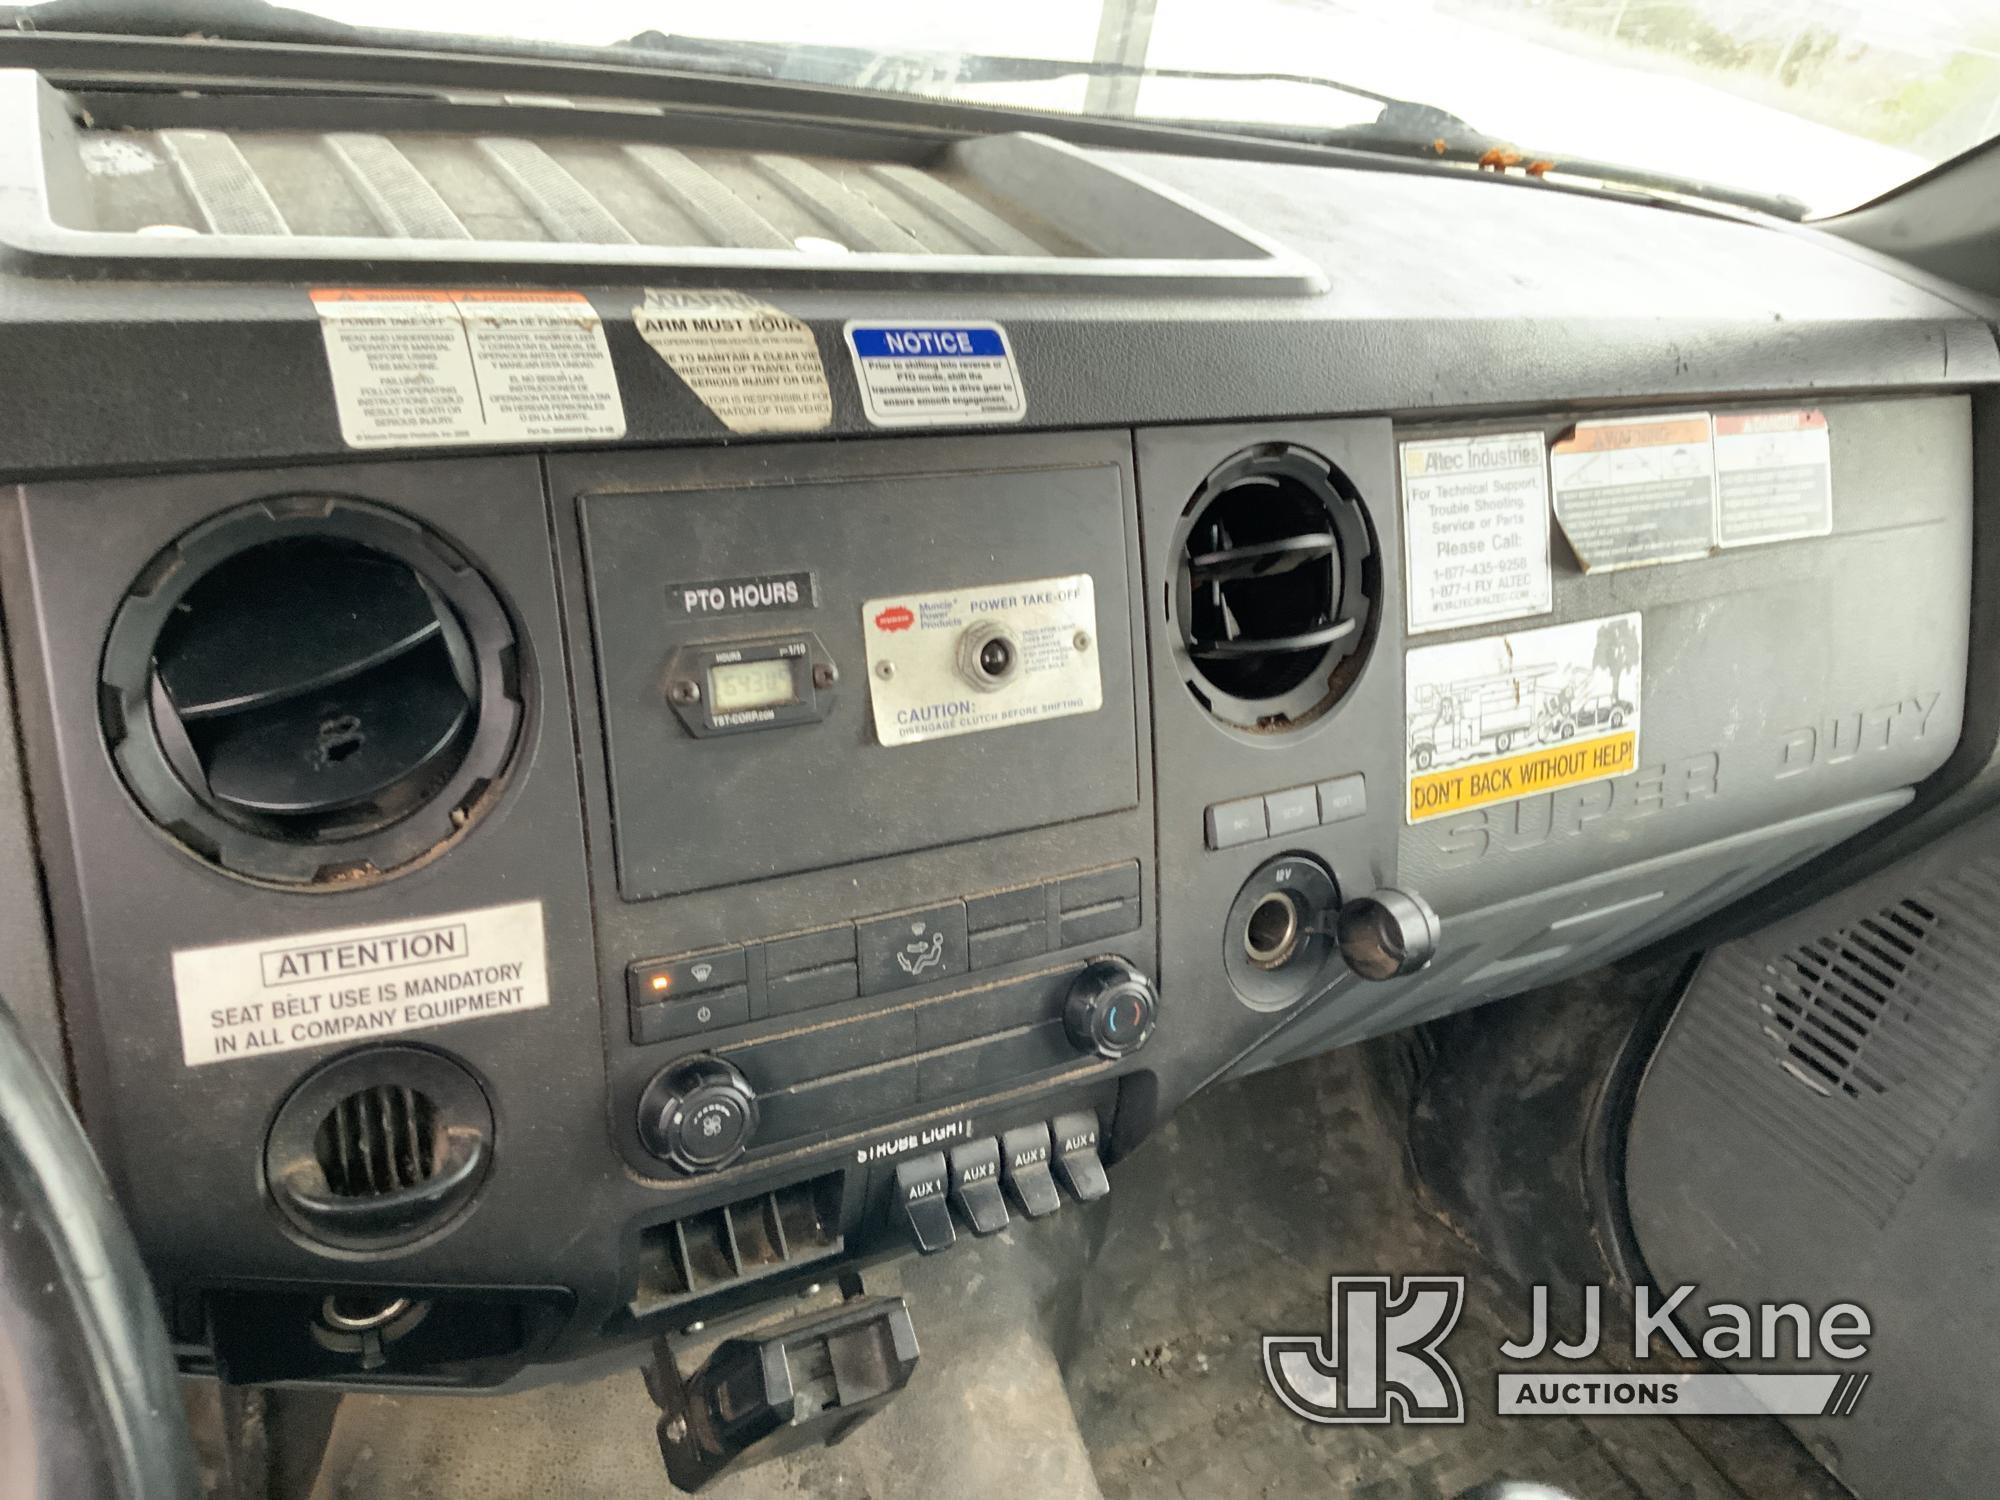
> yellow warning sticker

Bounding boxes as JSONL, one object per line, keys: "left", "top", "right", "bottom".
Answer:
{"left": 1406, "top": 613, "right": 1642, "bottom": 823}
{"left": 1409, "top": 730, "right": 1638, "bottom": 821}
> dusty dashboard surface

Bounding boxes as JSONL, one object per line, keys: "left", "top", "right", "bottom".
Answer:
{"left": 0, "top": 52, "right": 1989, "bottom": 1389}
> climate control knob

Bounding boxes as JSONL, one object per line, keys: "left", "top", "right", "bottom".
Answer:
{"left": 1063, "top": 959, "right": 1158, "bottom": 1061}
{"left": 637, "top": 1056, "right": 759, "bottom": 1174}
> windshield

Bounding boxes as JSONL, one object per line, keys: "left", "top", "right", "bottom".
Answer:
{"left": 43, "top": 0, "right": 2000, "bottom": 214}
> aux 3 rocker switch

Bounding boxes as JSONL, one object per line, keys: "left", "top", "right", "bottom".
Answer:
{"left": 1000, "top": 1123, "right": 1062, "bottom": 1218}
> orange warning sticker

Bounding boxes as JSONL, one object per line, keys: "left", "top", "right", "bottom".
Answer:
{"left": 310, "top": 287, "right": 624, "bottom": 448}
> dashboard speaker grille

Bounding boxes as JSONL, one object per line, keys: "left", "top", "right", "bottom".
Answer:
{"left": 1663, "top": 866, "right": 2000, "bottom": 1226}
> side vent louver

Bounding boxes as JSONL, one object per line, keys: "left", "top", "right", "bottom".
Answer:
{"left": 1665, "top": 867, "right": 2000, "bottom": 1226}
{"left": 1172, "top": 444, "right": 1376, "bottom": 731}
{"left": 632, "top": 1173, "right": 844, "bottom": 1317}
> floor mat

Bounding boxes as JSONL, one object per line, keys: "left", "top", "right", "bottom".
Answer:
{"left": 269, "top": 1041, "right": 1822, "bottom": 1500}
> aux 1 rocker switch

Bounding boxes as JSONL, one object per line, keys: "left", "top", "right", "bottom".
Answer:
{"left": 894, "top": 1153, "right": 956, "bottom": 1255}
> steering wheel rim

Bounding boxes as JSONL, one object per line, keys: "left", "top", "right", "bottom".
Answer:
{"left": 0, "top": 1003, "right": 196, "bottom": 1499}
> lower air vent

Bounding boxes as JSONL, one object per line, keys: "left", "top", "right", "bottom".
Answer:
{"left": 631, "top": 1172, "right": 845, "bottom": 1318}
{"left": 315, "top": 1085, "right": 440, "bottom": 1198}
{"left": 266, "top": 1047, "right": 492, "bottom": 1252}
{"left": 1171, "top": 445, "right": 1376, "bottom": 731}
{"left": 100, "top": 497, "right": 522, "bottom": 885}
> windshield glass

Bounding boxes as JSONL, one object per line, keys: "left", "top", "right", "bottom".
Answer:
{"left": 56, "top": 0, "right": 2000, "bottom": 214}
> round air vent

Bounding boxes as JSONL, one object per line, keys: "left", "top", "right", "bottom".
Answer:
{"left": 1171, "top": 445, "right": 1377, "bottom": 731}
{"left": 265, "top": 1046, "right": 492, "bottom": 1253}
{"left": 100, "top": 498, "right": 522, "bottom": 886}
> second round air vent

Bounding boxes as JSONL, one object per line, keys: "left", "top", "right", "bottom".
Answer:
{"left": 266, "top": 1046, "right": 493, "bottom": 1252}
{"left": 101, "top": 498, "right": 522, "bottom": 886}
{"left": 1172, "top": 444, "right": 1377, "bottom": 730}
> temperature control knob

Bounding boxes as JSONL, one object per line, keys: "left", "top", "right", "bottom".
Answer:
{"left": 1335, "top": 889, "right": 1442, "bottom": 981}
{"left": 1063, "top": 959, "right": 1158, "bottom": 1060}
{"left": 637, "top": 1056, "right": 759, "bottom": 1174}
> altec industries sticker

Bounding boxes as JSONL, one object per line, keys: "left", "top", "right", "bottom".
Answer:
{"left": 171, "top": 900, "right": 549, "bottom": 1067}
{"left": 862, "top": 574, "right": 1100, "bottom": 747}
{"left": 312, "top": 289, "right": 625, "bottom": 449}
{"left": 844, "top": 321, "right": 1025, "bottom": 428}
{"left": 1400, "top": 430, "right": 1553, "bottom": 634}
{"left": 1406, "top": 613, "right": 1642, "bottom": 824}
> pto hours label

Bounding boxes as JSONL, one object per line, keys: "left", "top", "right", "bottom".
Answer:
{"left": 1401, "top": 430, "right": 1553, "bottom": 633}
{"left": 171, "top": 901, "right": 549, "bottom": 1067}
{"left": 1406, "top": 613, "right": 1643, "bottom": 823}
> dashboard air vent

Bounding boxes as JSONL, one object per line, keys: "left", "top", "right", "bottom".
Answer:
{"left": 101, "top": 498, "right": 522, "bottom": 885}
{"left": 266, "top": 1046, "right": 492, "bottom": 1252}
{"left": 1172, "top": 445, "right": 1376, "bottom": 731}
{"left": 315, "top": 1084, "right": 440, "bottom": 1198}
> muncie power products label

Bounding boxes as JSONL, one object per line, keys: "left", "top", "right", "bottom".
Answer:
{"left": 844, "top": 320, "right": 1025, "bottom": 427}
{"left": 312, "top": 288, "right": 625, "bottom": 449}
{"left": 634, "top": 287, "right": 832, "bottom": 434}
{"left": 1406, "top": 613, "right": 1642, "bottom": 824}
{"left": 862, "top": 574, "right": 1100, "bottom": 747}
{"left": 1400, "top": 430, "right": 1553, "bottom": 634}
{"left": 171, "top": 901, "right": 549, "bottom": 1067}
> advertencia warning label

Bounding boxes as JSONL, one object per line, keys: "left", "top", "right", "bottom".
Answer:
{"left": 635, "top": 288, "right": 832, "bottom": 434}
{"left": 1714, "top": 409, "right": 1832, "bottom": 547}
{"left": 1406, "top": 613, "right": 1642, "bottom": 823}
{"left": 844, "top": 321, "right": 1025, "bottom": 427}
{"left": 1401, "top": 430, "right": 1553, "bottom": 633}
{"left": 171, "top": 901, "right": 549, "bottom": 1067}
{"left": 1550, "top": 414, "right": 1715, "bottom": 572}
{"left": 862, "top": 573, "right": 1099, "bottom": 747}
{"left": 312, "top": 289, "right": 625, "bottom": 449}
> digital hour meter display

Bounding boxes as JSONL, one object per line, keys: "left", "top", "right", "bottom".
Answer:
{"left": 708, "top": 657, "right": 797, "bottom": 713}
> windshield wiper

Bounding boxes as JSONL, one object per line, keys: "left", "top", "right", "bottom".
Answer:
{"left": 611, "top": 33, "right": 1806, "bottom": 218}
{"left": 614, "top": 31, "right": 1472, "bottom": 136}
{"left": 2, "top": 2, "right": 1805, "bottom": 220}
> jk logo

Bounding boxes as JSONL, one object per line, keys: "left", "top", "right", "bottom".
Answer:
{"left": 1263, "top": 1276, "right": 1466, "bottom": 1425}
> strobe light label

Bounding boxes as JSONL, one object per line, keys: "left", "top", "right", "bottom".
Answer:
{"left": 862, "top": 574, "right": 1101, "bottom": 747}
{"left": 171, "top": 900, "right": 549, "bottom": 1067}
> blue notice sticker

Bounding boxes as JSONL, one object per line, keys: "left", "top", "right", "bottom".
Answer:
{"left": 843, "top": 319, "right": 1025, "bottom": 427}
